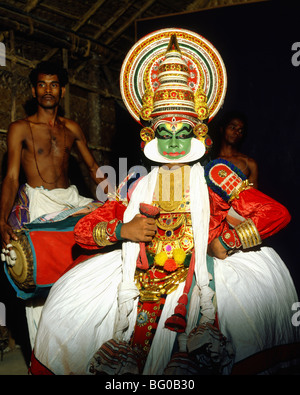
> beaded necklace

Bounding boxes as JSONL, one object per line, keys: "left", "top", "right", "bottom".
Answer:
{"left": 27, "top": 119, "right": 67, "bottom": 185}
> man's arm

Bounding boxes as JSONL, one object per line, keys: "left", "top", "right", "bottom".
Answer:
{"left": 68, "top": 120, "right": 102, "bottom": 183}
{"left": 0, "top": 121, "right": 24, "bottom": 246}
{"left": 68, "top": 120, "right": 111, "bottom": 194}
{"left": 205, "top": 159, "right": 290, "bottom": 259}
{"left": 248, "top": 157, "right": 259, "bottom": 189}
{"left": 74, "top": 200, "right": 156, "bottom": 249}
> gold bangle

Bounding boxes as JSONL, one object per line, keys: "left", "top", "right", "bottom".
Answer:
{"left": 235, "top": 218, "right": 262, "bottom": 249}
{"left": 93, "top": 222, "right": 115, "bottom": 247}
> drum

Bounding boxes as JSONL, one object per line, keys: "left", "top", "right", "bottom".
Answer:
{"left": 7, "top": 230, "right": 35, "bottom": 292}
{"left": 4, "top": 215, "right": 95, "bottom": 299}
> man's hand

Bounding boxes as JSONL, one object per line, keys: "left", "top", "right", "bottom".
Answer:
{"left": 0, "top": 221, "right": 18, "bottom": 248}
{"left": 0, "top": 222, "right": 18, "bottom": 265}
{"left": 120, "top": 214, "right": 157, "bottom": 242}
{"left": 207, "top": 237, "right": 229, "bottom": 260}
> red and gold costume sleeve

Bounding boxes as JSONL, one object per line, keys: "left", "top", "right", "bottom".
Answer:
{"left": 74, "top": 200, "right": 127, "bottom": 250}
{"left": 74, "top": 174, "right": 144, "bottom": 250}
{"left": 206, "top": 159, "right": 291, "bottom": 249}
{"left": 208, "top": 190, "right": 231, "bottom": 244}
{"left": 208, "top": 187, "right": 291, "bottom": 245}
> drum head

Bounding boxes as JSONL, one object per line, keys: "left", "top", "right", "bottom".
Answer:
{"left": 8, "top": 232, "right": 35, "bottom": 291}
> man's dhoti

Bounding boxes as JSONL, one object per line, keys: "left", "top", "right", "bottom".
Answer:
{"left": 25, "top": 184, "right": 93, "bottom": 222}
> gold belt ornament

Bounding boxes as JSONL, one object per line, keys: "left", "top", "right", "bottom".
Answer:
{"left": 135, "top": 267, "right": 189, "bottom": 302}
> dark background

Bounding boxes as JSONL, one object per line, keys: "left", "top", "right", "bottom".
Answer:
{"left": 114, "top": 0, "right": 300, "bottom": 293}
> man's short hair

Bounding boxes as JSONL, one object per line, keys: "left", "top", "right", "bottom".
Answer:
{"left": 29, "top": 61, "right": 69, "bottom": 87}
{"left": 219, "top": 111, "right": 248, "bottom": 132}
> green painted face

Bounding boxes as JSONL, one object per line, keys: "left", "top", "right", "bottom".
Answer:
{"left": 156, "top": 122, "right": 193, "bottom": 160}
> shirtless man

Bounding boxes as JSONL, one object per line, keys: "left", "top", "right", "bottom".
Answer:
{"left": 217, "top": 112, "right": 258, "bottom": 188}
{"left": 0, "top": 61, "right": 105, "bottom": 249}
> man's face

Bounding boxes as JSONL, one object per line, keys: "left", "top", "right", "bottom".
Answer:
{"left": 223, "top": 118, "right": 245, "bottom": 145}
{"left": 156, "top": 122, "right": 193, "bottom": 160}
{"left": 32, "top": 73, "right": 65, "bottom": 109}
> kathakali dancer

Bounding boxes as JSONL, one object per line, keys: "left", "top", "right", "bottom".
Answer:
{"left": 30, "top": 28, "right": 299, "bottom": 375}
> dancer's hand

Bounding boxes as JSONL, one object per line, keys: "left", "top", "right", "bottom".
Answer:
{"left": 120, "top": 214, "right": 157, "bottom": 242}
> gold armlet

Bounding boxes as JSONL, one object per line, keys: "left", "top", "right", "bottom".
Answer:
{"left": 93, "top": 222, "right": 115, "bottom": 247}
{"left": 234, "top": 218, "right": 262, "bottom": 249}
{"left": 228, "top": 179, "right": 252, "bottom": 202}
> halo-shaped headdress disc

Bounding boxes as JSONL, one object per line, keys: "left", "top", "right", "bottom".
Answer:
{"left": 120, "top": 28, "right": 227, "bottom": 163}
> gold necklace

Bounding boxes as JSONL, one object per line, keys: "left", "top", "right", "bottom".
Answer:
{"left": 157, "top": 166, "right": 186, "bottom": 212}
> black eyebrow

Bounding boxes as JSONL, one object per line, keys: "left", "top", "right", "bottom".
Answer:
{"left": 157, "top": 125, "right": 192, "bottom": 133}
{"left": 37, "top": 80, "right": 60, "bottom": 84}
{"left": 157, "top": 126, "right": 172, "bottom": 134}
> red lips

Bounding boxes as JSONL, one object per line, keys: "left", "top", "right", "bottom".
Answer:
{"left": 163, "top": 151, "right": 185, "bottom": 156}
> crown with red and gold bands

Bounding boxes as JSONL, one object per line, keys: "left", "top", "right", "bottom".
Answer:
{"left": 120, "top": 28, "right": 227, "bottom": 162}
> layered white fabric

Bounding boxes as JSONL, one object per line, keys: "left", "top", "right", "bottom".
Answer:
{"left": 25, "top": 184, "right": 93, "bottom": 222}
{"left": 214, "top": 247, "right": 299, "bottom": 365}
{"left": 34, "top": 164, "right": 213, "bottom": 374}
{"left": 114, "top": 167, "right": 159, "bottom": 342}
{"left": 32, "top": 166, "right": 299, "bottom": 375}
{"left": 25, "top": 298, "right": 45, "bottom": 348}
{"left": 34, "top": 250, "right": 123, "bottom": 375}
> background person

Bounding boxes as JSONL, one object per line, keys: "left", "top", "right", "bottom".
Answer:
{"left": 0, "top": 61, "right": 108, "bottom": 349}
{"left": 213, "top": 111, "right": 258, "bottom": 188}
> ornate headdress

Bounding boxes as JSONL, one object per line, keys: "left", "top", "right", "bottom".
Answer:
{"left": 120, "top": 28, "right": 227, "bottom": 163}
